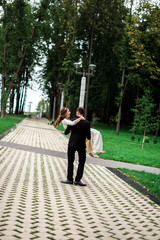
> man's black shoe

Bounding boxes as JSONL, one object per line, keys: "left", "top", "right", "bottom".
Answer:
{"left": 61, "top": 180, "right": 73, "bottom": 185}
{"left": 74, "top": 181, "right": 86, "bottom": 186}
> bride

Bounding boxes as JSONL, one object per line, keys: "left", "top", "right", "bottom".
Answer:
{"left": 54, "top": 107, "right": 104, "bottom": 158}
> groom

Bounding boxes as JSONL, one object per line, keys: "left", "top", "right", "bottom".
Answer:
{"left": 61, "top": 107, "right": 91, "bottom": 186}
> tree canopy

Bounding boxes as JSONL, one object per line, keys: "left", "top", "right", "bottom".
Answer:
{"left": 0, "top": 0, "right": 159, "bottom": 136}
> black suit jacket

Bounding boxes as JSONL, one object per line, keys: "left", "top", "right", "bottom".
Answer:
{"left": 64, "top": 117, "right": 91, "bottom": 148}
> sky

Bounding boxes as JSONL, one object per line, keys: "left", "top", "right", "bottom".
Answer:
{"left": 0, "top": 72, "right": 43, "bottom": 113}
{"left": 25, "top": 85, "right": 43, "bottom": 113}
{"left": 24, "top": 63, "right": 46, "bottom": 113}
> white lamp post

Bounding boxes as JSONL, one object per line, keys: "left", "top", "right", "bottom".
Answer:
{"left": 28, "top": 102, "right": 32, "bottom": 113}
{"left": 60, "top": 90, "right": 64, "bottom": 110}
{"left": 79, "top": 77, "right": 86, "bottom": 107}
{"left": 40, "top": 105, "right": 43, "bottom": 118}
{"left": 74, "top": 62, "right": 96, "bottom": 110}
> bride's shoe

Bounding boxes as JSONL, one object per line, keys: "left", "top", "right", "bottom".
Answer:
{"left": 91, "top": 152, "right": 99, "bottom": 158}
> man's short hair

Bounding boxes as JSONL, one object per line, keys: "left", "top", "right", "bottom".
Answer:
{"left": 77, "top": 107, "right": 85, "bottom": 116}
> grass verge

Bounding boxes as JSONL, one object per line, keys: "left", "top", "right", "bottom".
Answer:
{"left": 0, "top": 114, "right": 26, "bottom": 135}
{"left": 119, "top": 169, "right": 160, "bottom": 199}
{"left": 94, "top": 123, "right": 160, "bottom": 168}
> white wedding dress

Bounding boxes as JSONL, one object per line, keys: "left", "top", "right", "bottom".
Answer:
{"left": 90, "top": 128, "right": 104, "bottom": 153}
{"left": 62, "top": 118, "right": 104, "bottom": 153}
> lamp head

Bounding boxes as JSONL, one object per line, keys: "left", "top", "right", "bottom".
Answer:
{"left": 89, "top": 64, "right": 96, "bottom": 72}
{"left": 57, "top": 82, "right": 62, "bottom": 90}
{"left": 74, "top": 62, "right": 81, "bottom": 69}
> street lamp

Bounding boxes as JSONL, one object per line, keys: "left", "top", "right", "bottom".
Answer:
{"left": 74, "top": 62, "right": 96, "bottom": 115}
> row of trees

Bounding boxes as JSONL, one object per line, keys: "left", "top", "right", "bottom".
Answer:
{"left": 0, "top": 0, "right": 160, "bottom": 136}
{"left": 0, "top": 0, "right": 51, "bottom": 117}
{"left": 41, "top": 0, "right": 160, "bottom": 136}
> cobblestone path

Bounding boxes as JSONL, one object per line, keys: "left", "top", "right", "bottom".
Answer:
{"left": 0, "top": 118, "right": 159, "bottom": 240}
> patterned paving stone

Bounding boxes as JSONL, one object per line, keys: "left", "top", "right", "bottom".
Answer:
{"left": 1, "top": 118, "right": 68, "bottom": 152}
{"left": 0, "top": 118, "right": 160, "bottom": 240}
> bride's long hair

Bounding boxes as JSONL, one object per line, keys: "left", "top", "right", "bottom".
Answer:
{"left": 54, "top": 107, "right": 68, "bottom": 128}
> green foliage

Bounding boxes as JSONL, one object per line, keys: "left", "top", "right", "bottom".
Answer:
{"left": 144, "top": 136, "right": 150, "bottom": 143}
{"left": 130, "top": 134, "right": 135, "bottom": 141}
{"left": 131, "top": 88, "right": 156, "bottom": 133}
{"left": 131, "top": 89, "right": 157, "bottom": 148}
{"left": 130, "top": 134, "right": 159, "bottom": 145}
{"left": 40, "top": 0, "right": 127, "bottom": 119}
{"left": 0, "top": 0, "right": 160, "bottom": 127}
{"left": 91, "top": 117, "right": 100, "bottom": 127}
{"left": 36, "top": 99, "right": 48, "bottom": 112}
{"left": 153, "top": 137, "right": 158, "bottom": 144}
{"left": 115, "top": 1, "right": 160, "bottom": 131}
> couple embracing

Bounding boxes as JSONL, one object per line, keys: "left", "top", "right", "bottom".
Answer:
{"left": 55, "top": 107, "right": 90, "bottom": 186}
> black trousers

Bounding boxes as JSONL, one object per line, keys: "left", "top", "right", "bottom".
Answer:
{"left": 67, "top": 145, "right": 86, "bottom": 182}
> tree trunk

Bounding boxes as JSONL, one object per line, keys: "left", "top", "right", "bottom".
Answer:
{"left": 1, "top": 2, "right": 18, "bottom": 118}
{"left": 21, "top": 69, "right": 29, "bottom": 114}
{"left": 116, "top": 102, "right": 122, "bottom": 136}
{"left": 155, "top": 101, "right": 160, "bottom": 138}
{"left": 18, "top": 72, "right": 25, "bottom": 113}
{"left": 116, "top": 66, "right": 126, "bottom": 136}
{"left": 85, "top": 0, "right": 101, "bottom": 119}
{"left": 132, "top": 85, "right": 139, "bottom": 134}
{"left": 50, "top": 97, "right": 53, "bottom": 119}
{"left": 1, "top": 88, "right": 7, "bottom": 118}
{"left": 1, "top": 35, "right": 7, "bottom": 118}
{"left": 1, "top": 108, "right": 6, "bottom": 118}
{"left": 85, "top": 21, "right": 95, "bottom": 119}
{"left": 19, "top": 85, "right": 25, "bottom": 113}
{"left": 15, "top": 86, "right": 20, "bottom": 115}
{"left": 52, "top": 97, "right": 56, "bottom": 121}
{"left": 21, "top": 85, "right": 27, "bottom": 114}
{"left": 66, "top": 6, "right": 77, "bottom": 108}
{"left": 9, "top": 87, "right": 15, "bottom": 114}
{"left": 142, "top": 128, "right": 146, "bottom": 149}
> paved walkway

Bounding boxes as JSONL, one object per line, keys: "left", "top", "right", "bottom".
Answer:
{"left": 0, "top": 118, "right": 160, "bottom": 240}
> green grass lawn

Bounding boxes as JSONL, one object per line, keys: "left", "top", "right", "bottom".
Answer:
{"left": 119, "top": 169, "right": 160, "bottom": 199}
{"left": 93, "top": 123, "right": 160, "bottom": 168}
{"left": 0, "top": 114, "right": 26, "bottom": 135}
